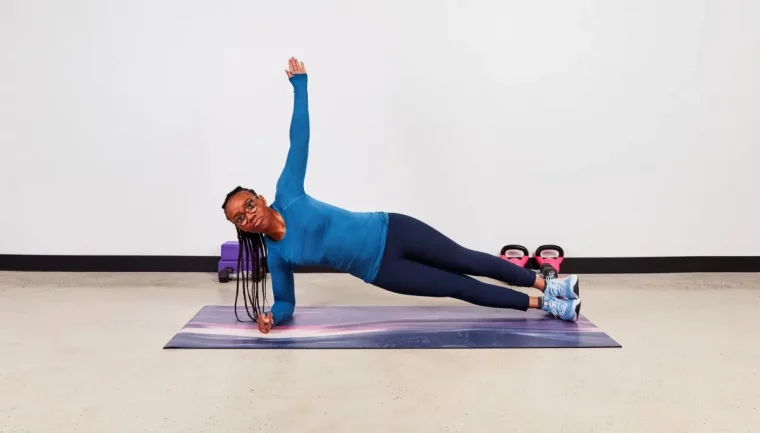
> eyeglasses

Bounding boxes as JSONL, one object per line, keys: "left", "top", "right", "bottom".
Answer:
{"left": 234, "top": 195, "right": 258, "bottom": 226}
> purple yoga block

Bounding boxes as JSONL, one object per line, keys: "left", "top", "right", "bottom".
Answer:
{"left": 218, "top": 258, "right": 265, "bottom": 272}
{"left": 221, "top": 241, "right": 239, "bottom": 261}
{"left": 219, "top": 241, "right": 266, "bottom": 272}
{"left": 218, "top": 259, "right": 239, "bottom": 272}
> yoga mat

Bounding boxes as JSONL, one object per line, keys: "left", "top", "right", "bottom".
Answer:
{"left": 164, "top": 305, "right": 621, "bottom": 349}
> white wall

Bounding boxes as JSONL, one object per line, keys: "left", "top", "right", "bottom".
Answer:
{"left": 1, "top": 0, "right": 758, "bottom": 258}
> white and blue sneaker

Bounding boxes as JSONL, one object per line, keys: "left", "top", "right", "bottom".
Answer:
{"left": 542, "top": 293, "right": 581, "bottom": 321}
{"left": 544, "top": 274, "right": 580, "bottom": 299}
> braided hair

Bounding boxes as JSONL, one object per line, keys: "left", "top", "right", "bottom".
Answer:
{"left": 222, "top": 186, "right": 269, "bottom": 322}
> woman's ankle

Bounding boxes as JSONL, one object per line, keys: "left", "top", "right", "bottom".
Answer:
{"left": 533, "top": 276, "right": 546, "bottom": 292}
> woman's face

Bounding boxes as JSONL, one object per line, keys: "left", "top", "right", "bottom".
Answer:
{"left": 224, "top": 190, "right": 271, "bottom": 233}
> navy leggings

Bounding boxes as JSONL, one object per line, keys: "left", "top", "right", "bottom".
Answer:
{"left": 370, "top": 213, "right": 537, "bottom": 311}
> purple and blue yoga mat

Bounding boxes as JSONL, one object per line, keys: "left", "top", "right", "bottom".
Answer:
{"left": 164, "top": 305, "right": 620, "bottom": 349}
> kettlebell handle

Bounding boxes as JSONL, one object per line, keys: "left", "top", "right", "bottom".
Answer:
{"left": 535, "top": 244, "right": 564, "bottom": 257}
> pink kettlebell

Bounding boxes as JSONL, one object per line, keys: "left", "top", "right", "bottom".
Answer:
{"left": 534, "top": 244, "right": 564, "bottom": 279}
{"left": 500, "top": 244, "right": 530, "bottom": 268}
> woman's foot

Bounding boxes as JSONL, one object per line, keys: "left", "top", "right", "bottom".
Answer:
{"left": 541, "top": 293, "right": 581, "bottom": 321}
{"left": 544, "top": 274, "right": 580, "bottom": 299}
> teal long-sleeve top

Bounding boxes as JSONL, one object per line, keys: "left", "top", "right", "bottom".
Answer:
{"left": 264, "top": 74, "right": 389, "bottom": 325}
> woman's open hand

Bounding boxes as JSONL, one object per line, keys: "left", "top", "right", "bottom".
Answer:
{"left": 285, "top": 57, "right": 306, "bottom": 78}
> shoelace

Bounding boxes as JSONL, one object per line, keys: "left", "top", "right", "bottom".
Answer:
{"left": 547, "top": 278, "right": 567, "bottom": 297}
{"left": 546, "top": 298, "right": 567, "bottom": 316}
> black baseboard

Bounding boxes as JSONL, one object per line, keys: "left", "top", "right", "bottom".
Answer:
{"left": 1, "top": 254, "right": 759, "bottom": 274}
{"left": 0, "top": 255, "right": 220, "bottom": 273}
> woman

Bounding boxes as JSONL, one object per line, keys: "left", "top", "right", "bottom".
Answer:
{"left": 222, "top": 57, "right": 582, "bottom": 334}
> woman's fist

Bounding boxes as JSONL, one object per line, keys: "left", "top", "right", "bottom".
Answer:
{"left": 257, "top": 312, "right": 274, "bottom": 334}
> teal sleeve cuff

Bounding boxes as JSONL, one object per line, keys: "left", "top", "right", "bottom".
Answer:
{"left": 270, "top": 302, "right": 295, "bottom": 325}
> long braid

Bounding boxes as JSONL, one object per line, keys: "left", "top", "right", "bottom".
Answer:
{"left": 224, "top": 186, "right": 269, "bottom": 322}
{"left": 233, "top": 228, "right": 269, "bottom": 322}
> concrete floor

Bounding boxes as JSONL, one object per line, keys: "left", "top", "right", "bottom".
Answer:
{"left": 0, "top": 271, "right": 759, "bottom": 433}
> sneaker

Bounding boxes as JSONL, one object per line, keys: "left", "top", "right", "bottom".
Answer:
{"left": 544, "top": 274, "right": 580, "bottom": 299}
{"left": 542, "top": 293, "right": 581, "bottom": 321}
